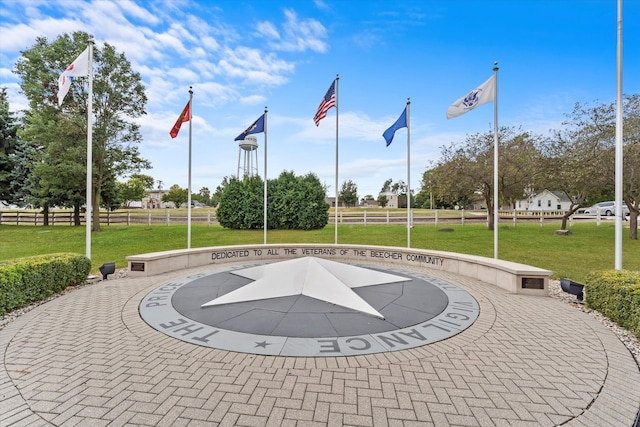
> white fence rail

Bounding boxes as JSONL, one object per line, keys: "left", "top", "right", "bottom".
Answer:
{"left": 0, "top": 209, "right": 600, "bottom": 227}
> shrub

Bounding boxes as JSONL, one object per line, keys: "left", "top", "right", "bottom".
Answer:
{"left": 217, "top": 171, "right": 329, "bottom": 230}
{"left": 0, "top": 253, "right": 91, "bottom": 316}
{"left": 585, "top": 270, "right": 640, "bottom": 339}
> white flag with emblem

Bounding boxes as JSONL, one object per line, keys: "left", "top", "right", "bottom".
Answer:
{"left": 446, "top": 74, "right": 496, "bottom": 119}
{"left": 57, "top": 47, "right": 90, "bottom": 106}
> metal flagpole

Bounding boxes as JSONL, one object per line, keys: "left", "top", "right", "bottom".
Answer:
{"left": 187, "top": 86, "right": 193, "bottom": 249}
{"left": 615, "top": 0, "right": 623, "bottom": 270}
{"left": 334, "top": 74, "right": 339, "bottom": 245}
{"left": 493, "top": 62, "right": 499, "bottom": 259}
{"left": 86, "top": 38, "right": 94, "bottom": 260}
{"left": 406, "top": 98, "right": 411, "bottom": 248}
{"left": 264, "top": 107, "right": 268, "bottom": 245}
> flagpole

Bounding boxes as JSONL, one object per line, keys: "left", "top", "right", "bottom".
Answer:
{"left": 493, "top": 62, "right": 499, "bottom": 260}
{"left": 406, "top": 98, "right": 411, "bottom": 248}
{"left": 187, "top": 86, "right": 193, "bottom": 249}
{"left": 334, "top": 74, "right": 339, "bottom": 245}
{"left": 85, "top": 38, "right": 94, "bottom": 260}
{"left": 614, "top": 0, "right": 623, "bottom": 270}
{"left": 264, "top": 107, "right": 268, "bottom": 245}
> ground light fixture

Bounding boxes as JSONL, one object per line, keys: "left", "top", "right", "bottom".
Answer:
{"left": 99, "top": 262, "right": 116, "bottom": 280}
{"left": 560, "top": 278, "right": 584, "bottom": 302}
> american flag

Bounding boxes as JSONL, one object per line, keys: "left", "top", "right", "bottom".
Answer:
{"left": 313, "top": 80, "right": 336, "bottom": 126}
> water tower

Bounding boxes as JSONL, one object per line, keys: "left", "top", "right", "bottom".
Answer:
{"left": 237, "top": 135, "right": 258, "bottom": 178}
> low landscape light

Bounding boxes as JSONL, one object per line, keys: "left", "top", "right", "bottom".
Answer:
{"left": 560, "top": 278, "right": 584, "bottom": 302}
{"left": 99, "top": 262, "right": 116, "bottom": 280}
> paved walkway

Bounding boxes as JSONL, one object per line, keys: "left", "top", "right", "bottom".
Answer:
{"left": 1, "top": 263, "right": 639, "bottom": 426}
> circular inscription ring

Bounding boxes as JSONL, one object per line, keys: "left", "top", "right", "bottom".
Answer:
{"left": 139, "top": 261, "right": 479, "bottom": 357}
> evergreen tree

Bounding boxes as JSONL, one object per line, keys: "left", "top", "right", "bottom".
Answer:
{"left": 216, "top": 172, "right": 329, "bottom": 230}
{"left": 0, "top": 87, "right": 19, "bottom": 204}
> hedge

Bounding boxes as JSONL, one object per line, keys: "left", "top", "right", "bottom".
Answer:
{"left": 585, "top": 270, "right": 640, "bottom": 339}
{"left": 0, "top": 253, "right": 91, "bottom": 316}
{"left": 217, "top": 172, "right": 329, "bottom": 230}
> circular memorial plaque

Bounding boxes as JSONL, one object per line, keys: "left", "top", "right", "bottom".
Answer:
{"left": 139, "top": 258, "right": 479, "bottom": 357}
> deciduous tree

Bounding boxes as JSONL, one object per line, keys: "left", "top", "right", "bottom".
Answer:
{"left": 192, "top": 187, "right": 211, "bottom": 206}
{"left": 541, "top": 101, "right": 617, "bottom": 230}
{"left": 14, "top": 32, "right": 149, "bottom": 231}
{"left": 339, "top": 179, "right": 358, "bottom": 208}
{"left": 427, "top": 127, "right": 544, "bottom": 230}
{"left": 118, "top": 174, "right": 153, "bottom": 207}
{"left": 162, "top": 184, "right": 188, "bottom": 208}
{"left": 620, "top": 94, "right": 640, "bottom": 238}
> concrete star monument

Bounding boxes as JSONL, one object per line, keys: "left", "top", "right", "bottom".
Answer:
{"left": 141, "top": 256, "right": 480, "bottom": 356}
{"left": 201, "top": 257, "right": 408, "bottom": 319}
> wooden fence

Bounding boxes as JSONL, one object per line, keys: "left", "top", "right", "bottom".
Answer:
{"left": 333, "top": 209, "right": 588, "bottom": 227}
{"left": 0, "top": 209, "right": 598, "bottom": 227}
{"left": 0, "top": 210, "right": 218, "bottom": 226}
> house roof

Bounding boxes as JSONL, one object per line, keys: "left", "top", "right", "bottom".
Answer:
{"left": 549, "top": 191, "right": 571, "bottom": 202}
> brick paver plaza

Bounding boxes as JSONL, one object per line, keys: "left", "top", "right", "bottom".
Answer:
{"left": 2, "top": 262, "right": 639, "bottom": 426}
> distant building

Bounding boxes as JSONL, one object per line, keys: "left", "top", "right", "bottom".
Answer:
{"left": 469, "top": 192, "right": 487, "bottom": 210}
{"left": 141, "top": 189, "right": 173, "bottom": 209}
{"left": 325, "top": 197, "right": 345, "bottom": 208}
{"left": 516, "top": 189, "right": 571, "bottom": 212}
{"left": 378, "top": 191, "right": 398, "bottom": 208}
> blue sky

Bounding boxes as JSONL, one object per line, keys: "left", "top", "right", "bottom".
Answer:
{"left": 1, "top": 0, "right": 638, "bottom": 199}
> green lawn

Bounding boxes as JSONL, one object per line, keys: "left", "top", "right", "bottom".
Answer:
{"left": 1, "top": 222, "right": 637, "bottom": 283}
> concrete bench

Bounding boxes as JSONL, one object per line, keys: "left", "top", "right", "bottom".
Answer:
{"left": 127, "top": 244, "right": 551, "bottom": 296}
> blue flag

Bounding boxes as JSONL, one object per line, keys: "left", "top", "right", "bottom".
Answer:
{"left": 382, "top": 106, "right": 407, "bottom": 146}
{"left": 235, "top": 114, "right": 265, "bottom": 141}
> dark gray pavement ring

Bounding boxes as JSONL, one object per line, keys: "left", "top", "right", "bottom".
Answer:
{"left": 139, "top": 261, "right": 479, "bottom": 357}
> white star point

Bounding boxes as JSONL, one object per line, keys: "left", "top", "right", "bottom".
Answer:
{"left": 201, "top": 257, "right": 407, "bottom": 319}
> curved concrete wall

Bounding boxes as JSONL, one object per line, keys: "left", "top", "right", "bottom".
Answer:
{"left": 126, "top": 244, "right": 550, "bottom": 296}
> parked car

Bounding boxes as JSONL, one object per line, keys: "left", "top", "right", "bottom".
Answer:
{"left": 583, "top": 201, "right": 629, "bottom": 216}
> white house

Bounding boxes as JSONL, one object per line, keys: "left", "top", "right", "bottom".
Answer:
{"left": 378, "top": 191, "right": 399, "bottom": 208}
{"left": 516, "top": 189, "right": 572, "bottom": 212}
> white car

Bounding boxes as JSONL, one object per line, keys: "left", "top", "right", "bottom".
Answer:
{"left": 583, "top": 201, "right": 629, "bottom": 216}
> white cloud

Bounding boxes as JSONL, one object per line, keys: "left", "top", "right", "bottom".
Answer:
{"left": 279, "top": 9, "right": 328, "bottom": 53}
{"left": 217, "top": 46, "right": 293, "bottom": 86}
{"left": 239, "top": 94, "right": 266, "bottom": 105}
{"left": 190, "top": 58, "right": 218, "bottom": 81}
{"left": 0, "top": 18, "right": 87, "bottom": 52}
{"left": 115, "top": 0, "right": 161, "bottom": 25}
{"left": 195, "top": 81, "right": 238, "bottom": 106}
{"left": 313, "top": 0, "right": 331, "bottom": 12}
{"left": 293, "top": 111, "right": 396, "bottom": 145}
{"left": 0, "top": 82, "right": 27, "bottom": 113}
{"left": 0, "top": 67, "right": 14, "bottom": 80}
{"left": 256, "top": 21, "right": 280, "bottom": 40}
{"left": 199, "top": 36, "right": 220, "bottom": 53}
{"left": 169, "top": 66, "right": 201, "bottom": 83}
{"left": 258, "top": 9, "right": 328, "bottom": 53}
{"left": 137, "top": 108, "right": 218, "bottom": 148}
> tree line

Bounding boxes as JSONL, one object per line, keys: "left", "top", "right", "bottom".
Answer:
{"left": 1, "top": 31, "right": 638, "bottom": 237}
{"left": 419, "top": 96, "right": 640, "bottom": 238}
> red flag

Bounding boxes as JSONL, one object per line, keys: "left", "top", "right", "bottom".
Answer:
{"left": 170, "top": 101, "right": 190, "bottom": 138}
